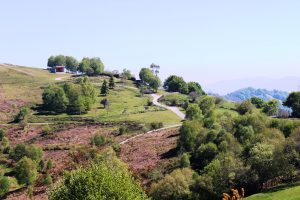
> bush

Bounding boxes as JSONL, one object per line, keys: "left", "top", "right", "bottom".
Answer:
{"left": 10, "top": 143, "right": 43, "bottom": 162}
{"left": 49, "top": 151, "right": 148, "bottom": 200}
{"left": 90, "top": 133, "right": 106, "bottom": 147}
{"left": 43, "top": 173, "right": 53, "bottom": 185}
{"left": 0, "top": 175, "right": 10, "bottom": 198}
{"left": 46, "top": 159, "right": 54, "bottom": 170}
{"left": 119, "top": 126, "right": 129, "bottom": 135}
{"left": 180, "top": 153, "right": 190, "bottom": 168}
{"left": 186, "top": 104, "right": 203, "bottom": 120}
{"left": 15, "top": 157, "right": 38, "bottom": 185}
{"left": 237, "top": 100, "right": 254, "bottom": 115}
{"left": 149, "top": 122, "right": 163, "bottom": 130}
{"left": 112, "top": 143, "right": 121, "bottom": 153}
{"left": 13, "top": 107, "right": 30, "bottom": 123}
{"left": 150, "top": 168, "right": 194, "bottom": 200}
{"left": 0, "top": 129, "right": 4, "bottom": 141}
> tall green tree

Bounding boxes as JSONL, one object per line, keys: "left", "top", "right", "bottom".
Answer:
{"left": 79, "top": 57, "right": 104, "bottom": 75}
{"left": 187, "top": 82, "right": 205, "bottom": 95}
{"left": 284, "top": 92, "right": 300, "bottom": 117}
{"left": 101, "top": 80, "right": 109, "bottom": 96}
{"left": 65, "top": 56, "right": 79, "bottom": 73}
{"left": 163, "top": 75, "right": 188, "bottom": 94}
{"left": 185, "top": 104, "right": 203, "bottom": 120}
{"left": 109, "top": 76, "right": 115, "bottom": 89}
{"left": 42, "top": 85, "right": 68, "bottom": 113}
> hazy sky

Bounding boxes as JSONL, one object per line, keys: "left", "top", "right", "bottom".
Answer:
{"left": 1, "top": 0, "right": 300, "bottom": 86}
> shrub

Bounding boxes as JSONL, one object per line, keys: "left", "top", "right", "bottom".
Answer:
{"left": 13, "top": 107, "right": 30, "bottom": 123}
{"left": 112, "top": 143, "right": 121, "bottom": 153}
{"left": 43, "top": 173, "right": 53, "bottom": 185}
{"left": 237, "top": 100, "right": 254, "bottom": 115}
{"left": 180, "top": 153, "right": 190, "bottom": 168}
{"left": 49, "top": 151, "right": 148, "bottom": 200}
{"left": 10, "top": 143, "right": 43, "bottom": 163}
{"left": 90, "top": 133, "right": 106, "bottom": 147}
{"left": 0, "top": 129, "right": 4, "bottom": 141}
{"left": 119, "top": 126, "right": 129, "bottom": 135}
{"left": 15, "top": 157, "right": 38, "bottom": 185}
{"left": 46, "top": 159, "right": 54, "bottom": 170}
{"left": 0, "top": 175, "right": 10, "bottom": 198}
{"left": 149, "top": 122, "right": 163, "bottom": 130}
{"left": 186, "top": 104, "right": 203, "bottom": 120}
{"left": 150, "top": 168, "right": 194, "bottom": 200}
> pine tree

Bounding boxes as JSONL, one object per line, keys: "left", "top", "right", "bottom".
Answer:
{"left": 101, "top": 80, "right": 109, "bottom": 96}
{"left": 109, "top": 76, "right": 115, "bottom": 89}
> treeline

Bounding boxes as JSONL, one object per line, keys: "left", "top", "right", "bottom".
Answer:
{"left": 47, "top": 55, "right": 104, "bottom": 75}
{"left": 149, "top": 95, "right": 300, "bottom": 199}
{"left": 42, "top": 77, "right": 96, "bottom": 114}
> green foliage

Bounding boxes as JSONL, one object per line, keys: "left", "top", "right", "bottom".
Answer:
{"left": 150, "top": 168, "right": 194, "bottom": 200}
{"left": 101, "top": 80, "right": 109, "bottom": 96}
{"left": 90, "top": 133, "right": 107, "bottom": 147}
{"left": 139, "top": 68, "right": 161, "bottom": 92}
{"left": 262, "top": 100, "right": 279, "bottom": 116}
{"left": 78, "top": 57, "right": 104, "bottom": 75}
{"left": 0, "top": 129, "right": 4, "bottom": 141}
{"left": 163, "top": 75, "right": 188, "bottom": 94}
{"left": 13, "top": 107, "right": 30, "bottom": 123}
{"left": 47, "top": 55, "right": 66, "bottom": 67}
{"left": 185, "top": 104, "right": 203, "bottom": 120}
{"left": 187, "top": 82, "right": 205, "bottom": 95}
{"left": 159, "top": 93, "right": 189, "bottom": 107}
{"left": 49, "top": 151, "right": 148, "bottom": 200}
{"left": 65, "top": 56, "right": 79, "bottom": 72}
{"left": 237, "top": 100, "right": 255, "bottom": 115}
{"left": 0, "top": 175, "right": 10, "bottom": 198}
{"left": 10, "top": 143, "right": 43, "bottom": 162}
{"left": 194, "top": 142, "right": 218, "bottom": 168}
{"left": 198, "top": 96, "right": 215, "bottom": 115}
{"left": 46, "top": 159, "right": 54, "bottom": 170}
{"left": 1, "top": 137, "right": 10, "bottom": 153}
{"left": 15, "top": 157, "right": 38, "bottom": 185}
{"left": 178, "top": 120, "right": 202, "bottom": 152}
{"left": 109, "top": 76, "right": 115, "bottom": 89}
{"left": 43, "top": 77, "right": 95, "bottom": 114}
{"left": 250, "top": 97, "right": 265, "bottom": 109}
{"left": 284, "top": 92, "right": 300, "bottom": 118}
{"left": 43, "top": 173, "right": 53, "bottom": 185}
{"left": 149, "top": 122, "right": 163, "bottom": 130}
{"left": 180, "top": 153, "right": 190, "bottom": 168}
{"left": 42, "top": 85, "right": 68, "bottom": 113}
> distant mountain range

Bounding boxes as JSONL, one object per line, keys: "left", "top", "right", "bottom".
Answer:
{"left": 204, "top": 77, "right": 300, "bottom": 95}
{"left": 223, "top": 87, "right": 289, "bottom": 102}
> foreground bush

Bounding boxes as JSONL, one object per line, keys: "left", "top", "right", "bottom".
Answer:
{"left": 49, "top": 150, "right": 148, "bottom": 200}
{"left": 0, "top": 176, "right": 10, "bottom": 198}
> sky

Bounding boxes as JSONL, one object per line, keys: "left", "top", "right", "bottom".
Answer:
{"left": 1, "top": 0, "right": 300, "bottom": 89}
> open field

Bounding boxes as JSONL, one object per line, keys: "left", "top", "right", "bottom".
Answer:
{"left": 0, "top": 64, "right": 70, "bottom": 123}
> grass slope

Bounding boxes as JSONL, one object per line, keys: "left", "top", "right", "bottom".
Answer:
{"left": 246, "top": 184, "right": 300, "bottom": 200}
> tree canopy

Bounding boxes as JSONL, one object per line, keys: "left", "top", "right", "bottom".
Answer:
{"left": 284, "top": 92, "right": 300, "bottom": 117}
{"left": 78, "top": 57, "right": 104, "bottom": 76}
{"left": 49, "top": 150, "right": 148, "bottom": 200}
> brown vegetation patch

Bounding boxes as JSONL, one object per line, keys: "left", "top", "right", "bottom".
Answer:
{"left": 119, "top": 127, "right": 180, "bottom": 173}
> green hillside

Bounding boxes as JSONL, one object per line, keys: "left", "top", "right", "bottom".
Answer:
{"left": 246, "top": 185, "right": 300, "bottom": 200}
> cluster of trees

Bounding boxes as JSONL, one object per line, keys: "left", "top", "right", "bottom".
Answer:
{"left": 47, "top": 55, "right": 104, "bottom": 75}
{"left": 163, "top": 75, "right": 205, "bottom": 97}
{"left": 0, "top": 130, "right": 54, "bottom": 198}
{"left": 139, "top": 67, "right": 161, "bottom": 92}
{"left": 42, "top": 77, "right": 96, "bottom": 114}
{"left": 236, "top": 97, "right": 280, "bottom": 116}
{"left": 150, "top": 95, "right": 300, "bottom": 199}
